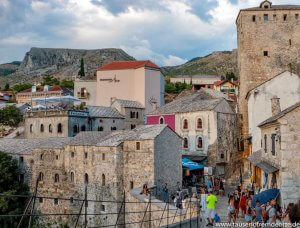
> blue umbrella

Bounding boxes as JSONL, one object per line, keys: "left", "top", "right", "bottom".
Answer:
{"left": 251, "top": 188, "right": 280, "bottom": 208}
{"left": 182, "top": 158, "right": 204, "bottom": 171}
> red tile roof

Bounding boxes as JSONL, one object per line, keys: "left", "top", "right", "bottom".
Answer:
{"left": 97, "top": 60, "right": 160, "bottom": 71}
{"left": 19, "top": 85, "right": 65, "bottom": 93}
{"left": 214, "top": 80, "right": 239, "bottom": 86}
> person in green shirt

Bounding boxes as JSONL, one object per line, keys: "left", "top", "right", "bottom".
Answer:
{"left": 206, "top": 189, "right": 218, "bottom": 226}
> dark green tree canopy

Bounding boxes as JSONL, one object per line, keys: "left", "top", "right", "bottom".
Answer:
{"left": 0, "top": 105, "right": 22, "bottom": 127}
{"left": 78, "top": 58, "right": 85, "bottom": 77}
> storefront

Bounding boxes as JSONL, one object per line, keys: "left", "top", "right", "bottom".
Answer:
{"left": 182, "top": 158, "right": 204, "bottom": 188}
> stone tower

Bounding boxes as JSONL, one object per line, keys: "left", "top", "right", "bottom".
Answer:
{"left": 236, "top": 0, "right": 300, "bottom": 166}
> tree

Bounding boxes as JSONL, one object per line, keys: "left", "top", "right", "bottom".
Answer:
{"left": 4, "top": 83, "right": 10, "bottom": 91}
{"left": 0, "top": 106, "right": 22, "bottom": 127}
{"left": 165, "top": 81, "right": 192, "bottom": 94}
{"left": 0, "top": 152, "right": 29, "bottom": 227}
{"left": 12, "top": 84, "right": 33, "bottom": 92}
{"left": 41, "top": 75, "right": 60, "bottom": 86}
{"left": 78, "top": 58, "right": 85, "bottom": 77}
{"left": 225, "top": 72, "right": 237, "bottom": 81}
{"left": 60, "top": 80, "right": 74, "bottom": 89}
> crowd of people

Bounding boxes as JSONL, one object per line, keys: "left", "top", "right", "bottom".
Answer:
{"left": 227, "top": 185, "right": 300, "bottom": 226}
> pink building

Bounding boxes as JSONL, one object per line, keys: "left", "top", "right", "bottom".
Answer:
{"left": 146, "top": 114, "right": 176, "bottom": 131}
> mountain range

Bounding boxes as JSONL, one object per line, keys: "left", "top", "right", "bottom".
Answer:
{"left": 0, "top": 47, "right": 238, "bottom": 86}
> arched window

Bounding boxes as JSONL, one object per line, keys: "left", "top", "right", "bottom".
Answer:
{"left": 54, "top": 174, "right": 59, "bottom": 183}
{"left": 183, "top": 119, "right": 188, "bottom": 130}
{"left": 81, "top": 125, "right": 86, "bottom": 131}
{"left": 84, "top": 173, "right": 89, "bottom": 184}
{"left": 57, "top": 123, "right": 62, "bottom": 133}
{"left": 30, "top": 124, "right": 33, "bottom": 133}
{"left": 40, "top": 124, "right": 44, "bottom": 132}
{"left": 49, "top": 124, "right": 52, "bottom": 133}
{"left": 40, "top": 154, "right": 44, "bottom": 160}
{"left": 102, "top": 174, "right": 106, "bottom": 186}
{"left": 70, "top": 172, "right": 74, "bottom": 183}
{"left": 73, "top": 125, "right": 78, "bottom": 134}
{"left": 183, "top": 138, "right": 189, "bottom": 149}
{"left": 39, "top": 172, "right": 44, "bottom": 181}
{"left": 159, "top": 117, "right": 164, "bottom": 124}
{"left": 197, "top": 137, "right": 203, "bottom": 149}
{"left": 197, "top": 118, "right": 203, "bottom": 129}
{"left": 98, "top": 126, "right": 103, "bottom": 131}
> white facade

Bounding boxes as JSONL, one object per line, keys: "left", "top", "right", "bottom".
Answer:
{"left": 96, "top": 67, "right": 164, "bottom": 114}
{"left": 247, "top": 71, "right": 300, "bottom": 152}
{"left": 74, "top": 79, "right": 97, "bottom": 106}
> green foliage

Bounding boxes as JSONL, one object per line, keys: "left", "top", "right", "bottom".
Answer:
{"left": 41, "top": 75, "right": 60, "bottom": 86}
{"left": 12, "top": 84, "right": 33, "bottom": 92}
{"left": 0, "top": 151, "right": 29, "bottom": 227}
{"left": 0, "top": 105, "right": 22, "bottom": 127}
{"left": 60, "top": 79, "right": 74, "bottom": 89}
{"left": 4, "top": 83, "right": 10, "bottom": 91}
{"left": 225, "top": 72, "right": 237, "bottom": 81}
{"left": 165, "top": 82, "right": 192, "bottom": 94}
{"left": 78, "top": 58, "right": 85, "bottom": 77}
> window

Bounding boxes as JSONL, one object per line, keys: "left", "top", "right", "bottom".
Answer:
{"left": 289, "top": 39, "right": 292, "bottom": 46}
{"left": 264, "top": 135, "right": 267, "bottom": 153}
{"left": 57, "top": 123, "right": 62, "bottom": 133}
{"left": 102, "top": 174, "right": 106, "bottom": 186}
{"left": 264, "top": 14, "right": 268, "bottom": 21}
{"left": 273, "top": 14, "right": 276, "bottom": 20}
{"left": 73, "top": 125, "right": 79, "bottom": 134}
{"left": 131, "top": 124, "right": 136, "bottom": 130}
{"left": 220, "top": 154, "right": 225, "bottom": 159}
{"left": 102, "top": 153, "right": 105, "bottom": 161}
{"left": 71, "top": 152, "right": 75, "bottom": 158}
{"left": 54, "top": 174, "right": 59, "bottom": 183}
{"left": 113, "top": 120, "right": 115, "bottom": 123}
{"left": 40, "top": 124, "right": 44, "bottom": 132}
{"left": 54, "top": 198, "right": 59, "bottom": 205}
{"left": 101, "top": 204, "right": 106, "bottom": 212}
{"left": 49, "top": 124, "right": 52, "bottom": 133}
{"left": 19, "top": 174, "right": 24, "bottom": 183}
{"left": 296, "top": 14, "right": 299, "bottom": 20}
{"left": 39, "top": 197, "right": 43, "bottom": 203}
{"left": 263, "top": 51, "right": 268, "bottom": 57}
{"left": 197, "top": 118, "right": 203, "bottom": 129}
{"left": 84, "top": 173, "right": 89, "bottom": 184}
{"left": 159, "top": 117, "right": 164, "bottom": 124}
{"left": 81, "top": 125, "right": 86, "bottom": 131}
{"left": 19, "top": 156, "right": 24, "bottom": 163}
{"left": 130, "top": 181, "right": 134, "bottom": 190}
{"left": 183, "top": 119, "right": 188, "bottom": 130}
{"left": 111, "top": 126, "right": 117, "bottom": 131}
{"left": 39, "top": 172, "right": 44, "bottom": 182}
{"left": 98, "top": 126, "right": 103, "bottom": 131}
{"left": 183, "top": 138, "right": 189, "bottom": 149}
{"left": 56, "top": 155, "right": 59, "bottom": 160}
{"left": 130, "top": 111, "right": 136, "bottom": 119}
{"left": 84, "top": 152, "right": 88, "bottom": 159}
{"left": 70, "top": 172, "right": 74, "bottom": 183}
{"left": 99, "top": 119, "right": 103, "bottom": 123}
{"left": 197, "top": 137, "right": 203, "bottom": 149}
{"left": 136, "top": 142, "right": 141, "bottom": 150}
{"left": 30, "top": 124, "right": 33, "bottom": 133}
{"left": 136, "top": 112, "right": 139, "bottom": 119}
{"left": 40, "top": 154, "right": 44, "bottom": 160}
{"left": 283, "top": 14, "right": 287, "bottom": 21}
{"left": 70, "top": 197, "right": 74, "bottom": 204}
{"left": 252, "top": 15, "right": 256, "bottom": 22}
{"left": 271, "top": 134, "right": 276, "bottom": 156}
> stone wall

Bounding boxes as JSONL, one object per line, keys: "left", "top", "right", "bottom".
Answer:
{"left": 237, "top": 6, "right": 300, "bottom": 160}
{"left": 90, "top": 117, "right": 125, "bottom": 132}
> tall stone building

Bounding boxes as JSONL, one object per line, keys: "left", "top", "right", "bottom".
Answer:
{"left": 236, "top": 0, "right": 300, "bottom": 174}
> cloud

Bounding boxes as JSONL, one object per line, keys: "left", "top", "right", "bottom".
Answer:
{"left": 1, "top": 0, "right": 300, "bottom": 65}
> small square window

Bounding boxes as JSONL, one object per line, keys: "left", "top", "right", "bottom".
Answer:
{"left": 85, "top": 152, "right": 88, "bottom": 159}
{"left": 136, "top": 142, "right": 140, "bottom": 150}
{"left": 39, "top": 197, "right": 43, "bottom": 203}
{"left": 289, "top": 39, "right": 292, "bottom": 46}
{"left": 252, "top": 15, "right": 256, "bottom": 22}
{"left": 70, "top": 197, "right": 74, "bottom": 204}
{"left": 273, "top": 14, "right": 276, "bottom": 20}
{"left": 101, "top": 204, "right": 105, "bottom": 212}
{"left": 220, "top": 154, "right": 225, "bottom": 159}
{"left": 99, "top": 119, "right": 103, "bottom": 123}
{"left": 130, "top": 181, "right": 134, "bottom": 190}
{"left": 54, "top": 198, "right": 59, "bottom": 205}
{"left": 296, "top": 14, "right": 299, "bottom": 20}
{"left": 263, "top": 51, "right": 268, "bottom": 57}
{"left": 283, "top": 14, "right": 287, "bottom": 21}
{"left": 56, "top": 155, "right": 59, "bottom": 160}
{"left": 264, "top": 14, "right": 268, "bottom": 21}
{"left": 20, "top": 156, "right": 24, "bottom": 163}
{"left": 113, "top": 120, "right": 115, "bottom": 123}
{"left": 102, "top": 153, "right": 105, "bottom": 161}
{"left": 71, "top": 152, "right": 75, "bottom": 158}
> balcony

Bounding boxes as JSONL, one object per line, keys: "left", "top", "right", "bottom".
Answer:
{"left": 77, "top": 91, "right": 89, "bottom": 99}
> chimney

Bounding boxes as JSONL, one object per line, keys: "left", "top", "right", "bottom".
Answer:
{"left": 151, "top": 101, "right": 158, "bottom": 111}
{"left": 271, "top": 96, "right": 281, "bottom": 116}
{"left": 110, "top": 97, "right": 116, "bottom": 105}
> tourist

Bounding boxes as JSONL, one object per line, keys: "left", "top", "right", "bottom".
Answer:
{"left": 289, "top": 200, "right": 300, "bottom": 223}
{"left": 228, "top": 194, "right": 236, "bottom": 223}
{"left": 175, "top": 193, "right": 182, "bottom": 209}
{"left": 245, "top": 199, "right": 253, "bottom": 224}
{"left": 254, "top": 200, "right": 263, "bottom": 223}
{"left": 207, "top": 177, "right": 213, "bottom": 190}
{"left": 182, "top": 195, "right": 189, "bottom": 209}
{"left": 233, "top": 189, "right": 240, "bottom": 218}
{"left": 282, "top": 203, "right": 295, "bottom": 224}
{"left": 162, "top": 183, "right": 168, "bottom": 202}
{"left": 206, "top": 189, "right": 218, "bottom": 226}
{"left": 140, "top": 184, "right": 149, "bottom": 196}
{"left": 200, "top": 188, "right": 208, "bottom": 212}
{"left": 219, "top": 179, "right": 225, "bottom": 197}
{"left": 240, "top": 192, "right": 247, "bottom": 218}
{"left": 267, "top": 199, "right": 277, "bottom": 224}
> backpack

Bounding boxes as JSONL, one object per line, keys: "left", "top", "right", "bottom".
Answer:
{"left": 214, "top": 213, "right": 221, "bottom": 223}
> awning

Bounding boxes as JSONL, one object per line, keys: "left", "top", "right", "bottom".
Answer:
{"left": 248, "top": 150, "right": 279, "bottom": 174}
{"left": 182, "top": 158, "right": 204, "bottom": 171}
{"left": 251, "top": 188, "right": 280, "bottom": 208}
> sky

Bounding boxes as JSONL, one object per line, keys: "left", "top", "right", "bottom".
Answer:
{"left": 0, "top": 0, "right": 299, "bottom": 66}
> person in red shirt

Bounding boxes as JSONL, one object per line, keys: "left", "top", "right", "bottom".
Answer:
{"left": 240, "top": 192, "right": 247, "bottom": 218}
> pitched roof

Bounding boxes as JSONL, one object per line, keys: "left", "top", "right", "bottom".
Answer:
{"left": 173, "top": 74, "right": 221, "bottom": 79}
{"left": 70, "top": 124, "right": 169, "bottom": 146}
{"left": 0, "top": 138, "right": 70, "bottom": 155}
{"left": 18, "top": 85, "right": 72, "bottom": 94}
{"left": 147, "top": 89, "right": 224, "bottom": 115}
{"left": 258, "top": 101, "right": 300, "bottom": 127}
{"left": 113, "top": 99, "right": 144, "bottom": 109}
{"left": 241, "top": 4, "right": 300, "bottom": 11}
{"left": 87, "top": 106, "right": 124, "bottom": 118}
{"left": 97, "top": 60, "right": 160, "bottom": 71}
{"left": 214, "top": 80, "right": 239, "bottom": 86}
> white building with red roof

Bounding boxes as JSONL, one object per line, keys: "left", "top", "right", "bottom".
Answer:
{"left": 95, "top": 60, "right": 164, "bottom": 114}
